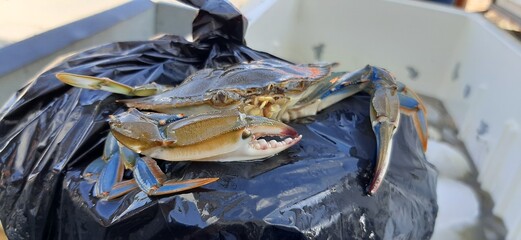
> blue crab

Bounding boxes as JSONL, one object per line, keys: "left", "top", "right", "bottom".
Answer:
{"left": 56, "top": 59, "right": 428, "bottom": 200}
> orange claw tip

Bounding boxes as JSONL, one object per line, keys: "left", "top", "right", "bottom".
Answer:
{"left": 367, "top": 184, "right": 379, "bottom": 196}
{"left": 199, "top": 177, "right": 220, "bottom": 185}
{"left": 280, "top": 126, "right": 299, "bottom": 138}
{"left": 172, "top": 177, "right": 220, "bottom": 190}
{"left": 367, "top": 170, "right": 384, "bottom": 196}
{"left": 150, "top": 178, "right": 220, "bottom": 196}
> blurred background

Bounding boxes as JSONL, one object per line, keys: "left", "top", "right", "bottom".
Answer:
{"left": 1, "top": 0, "right": 520, "bottom": 239}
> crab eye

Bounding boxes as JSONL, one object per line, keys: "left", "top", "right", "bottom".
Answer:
{"left": 212, "top": 90, "right": 233, "bottom": 105}
{"left": 242, "top": 129, "right": 252, "bottom": 139}
{"left": 213, "top": 91, "right": 227, "bottom": 103}
{"left": 210, "top": 90, "right": 240, "bottom": 106}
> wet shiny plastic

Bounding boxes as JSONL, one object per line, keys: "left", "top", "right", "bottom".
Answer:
{"left": 0, "top": 1, "right": 437, "bottom": 239}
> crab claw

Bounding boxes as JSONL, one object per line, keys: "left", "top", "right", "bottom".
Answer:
{"left": 109, "top": 109, "right": 301, "bottom": 162}
{"left": 365, "top": 66, "right": 401, "bottom": 195}
{"left": 235, "top": 114, "right": 302, "bottom": 161}
{"left": 368, "top": 120, "right": 396, "bottom": 195}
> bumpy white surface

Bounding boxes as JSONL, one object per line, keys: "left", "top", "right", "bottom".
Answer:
{"left": 426, "top": 140, "right": 471, "bottom": 179}
{"left": 427, "top": 126, "right": 442, "bottom": 141}
{"left": 426, "top": 132, "right": 483, "bottom": 239}
{"left": 431, "top": 177, "right": 480, "bottom": 240}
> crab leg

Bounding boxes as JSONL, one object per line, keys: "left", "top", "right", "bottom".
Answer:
{"left": 55, "top": 73, "right": 169, "bottom": 96}
{"left": 397, "top": 83, "right": 429, "bottom": 151}
{"left": 83, "top": 158, "right": 106, "bottom": 182}
{"left": 85, "top": 134, "right": 218, "bottom": 199}
{"left": 85, "top": 136, "right": 217, "bottom": 199}
{"left": 87, "top": 151, "right": 140, "bottom": 200}
{"left": 83, "top": 134, "right": 140, "bottom": 200}
{"left": 132, "top": 157, "right": 218, "bottom": 196}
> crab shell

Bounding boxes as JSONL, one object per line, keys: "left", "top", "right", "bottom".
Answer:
{"left": 118, "top": 59, "right": 336, "bottom": 120}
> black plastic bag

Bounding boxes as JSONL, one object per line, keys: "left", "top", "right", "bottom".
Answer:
{"left": 0, "top": 1, "right": 437, "bottom": 239}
